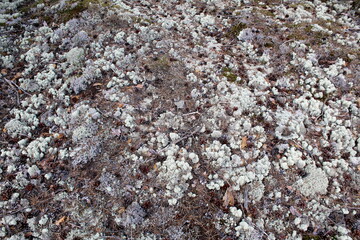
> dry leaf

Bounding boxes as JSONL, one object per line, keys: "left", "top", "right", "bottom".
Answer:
{"left": 223, "top": 187, "right": 235, "bottom": 207}
{"left": 12, "top": 72, "right": 22, "bottom": 80}
{"left": 1, "top": 69, "right": 7, "bottom": 75}
{"left": 55, "top": 216, "right": 66, "bottom": 225}
{"left": 135, "top": 84, "right": 143, "bottom": 89}
{"left": 241, "top": 136, "right": 248, "bottom": 149}
{"left": 70, "top": 95, "right": 80, "bottom": 101}
{"left": 117, "top": 103, "right": 124, "bottom": 108}
{"left": 118, "top": 207, "right": 126, "bottom": 214}
{"left": 55, "top": 133, "right": 65, "bottom": 139}
{"left": 93, "top": 83, "right": 103, "bottom": 86}
{"left": 40, "top": 132, "right": 52, "bottom": 137}
{"left": 357, "top": 98, "right": 360, "bottom": 108}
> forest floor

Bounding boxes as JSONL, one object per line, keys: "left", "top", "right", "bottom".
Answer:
{"left": 0, "top": 0, "right": 360, "bottom": 239}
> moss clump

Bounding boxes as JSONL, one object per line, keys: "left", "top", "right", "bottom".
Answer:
{"left": 19, "top": 0, "right": 112, "bottom": 24}
{"left": 132, "top": 16, "right": 153, "bottom": 26}
{"left": 225, "top": 22, "right": 247, "bottom": 39}
{"left": 257, "top": 9, "right": 275, "bottom": 17}
{"left": 264, "top": 41, "right": 275, "bottom": 48}
{"left": 222, "top": 67, "right": 238, "bottom": 82}
{"left": 148, "top": 55, "right": 172, "bottom": 73}
{"left": 58, "top": 0, "right": 111, "bottom": 23}
{"left": 284, "top": 23, "right": 331, "bottom": 45}
{"left": 302, "top": 235, "right": 323, "bottom": 240}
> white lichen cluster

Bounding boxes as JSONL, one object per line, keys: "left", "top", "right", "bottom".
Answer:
{"left": 157, "top": 144, "right": 193, "bottom": 205}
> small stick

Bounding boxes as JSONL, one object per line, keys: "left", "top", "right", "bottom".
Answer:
{"left": 2, "top": 77, "right": 31, "bottom": 96}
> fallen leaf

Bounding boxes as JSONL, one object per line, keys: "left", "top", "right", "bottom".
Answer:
{"left": 118, "top": 207, "right": 126, "bottom": 214}
{"left": 357, "top": 98, "right": 360, "bottom": 108}
{"left": 70, "top": 95, "right": 80, "bottom": 103}
{"left": 55, "top": 216, "right": 66, "bottom": 225}
{"left": 1, "top": 69, "right": 7, "bottom": 75}
{"left": 93, "top": 83, "right": 103, "bottom": 86}
{"left": 117, "top": 103, "right": 124, "bottom": 108}
{"left": 223, "top": 187, "right": 235, "bottom": 207}
{"left": 12, "top": 72, "right": 22, "bottom": 80}
{"left": 135, "top": 84, "right": 143, "bottom": 89}
{"left": 241, "top": 136, "right": 247, "bottom": 149}
{"left": 40, "top": 132, "right": 52, "bottom": 137}
{"left": 55, "top": 133, "right": 65, "bottom": 139}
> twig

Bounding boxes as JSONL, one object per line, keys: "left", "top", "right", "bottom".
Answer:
{"left": 243, "top": 185, "right": 249, "bottom": 212}
{"left": 100, "top": 237, "right": 122, "bottom": 240}
{"left": 182, "top": 111, "right": 200, "bottom": 116}
{"left": 2, "top": 77, "right": 31, "bottom": 96}
{"left": 316, "top": 96, "right": 329, "bottom": 121}
{"left": 245, "top": 219, "right": 270, "bottom": 240}
{"left": 148, "top": 125, "right": 202, "bottom": 160}
{"left": 172, "top": 125, "right": 202, "bottom": 145}
{"left": 1, "top": 78, "right": 20, "bottom": 104}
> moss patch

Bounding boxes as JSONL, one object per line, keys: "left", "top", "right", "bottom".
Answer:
{"left": 58, "top": 0, "right": 112, "bottom": 23}
{"left": 225, "top": 22, "right": 247, "bottom": 39}
{"left": 148, "top": 55, "right": 172, "bottom": 74}
{"left": 283, "top": 22, "right": 333, "bottom": 45}
{"left": 19, "top": 0, "right": 112, "bottom": 24}
{"left": 222, "top": 67, "right": 238, "bottom": 82}
{"left": 256, "top": 8, "right": 276, "bottom": 17}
